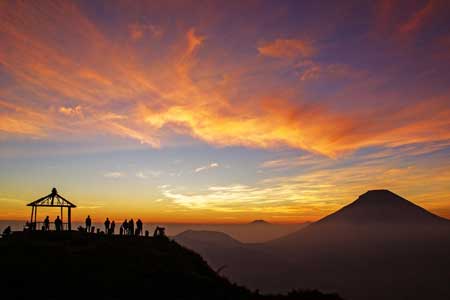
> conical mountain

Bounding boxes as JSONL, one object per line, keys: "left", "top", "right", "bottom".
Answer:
{"left": 258, "top": 190, "right": 450, "bottom": 300}
{"left": 269, "top": 189, "right": 450, "bottom": 247}
{"left": 317, "top": 189, "right": 448, "bottom": 225}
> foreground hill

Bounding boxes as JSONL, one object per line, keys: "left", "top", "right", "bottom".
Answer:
{"left": 176, "top": 190, "right": 450, "bottom": 300}
{"left": 0, "top": 231, "right": 342, "bottom": 300}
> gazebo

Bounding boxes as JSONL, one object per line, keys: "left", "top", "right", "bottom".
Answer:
{"left": 27, "top": 187, "right": 76, "bottom": 231}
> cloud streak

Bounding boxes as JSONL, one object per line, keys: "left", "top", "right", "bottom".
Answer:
{"left": 161, "top": 158, "right": 450, "bottom": 219}
{"left": 104, "top": 172, "right": 124, "bottom": 179}
{"left": 258, "top": 39, "right": 316, "bottom": 58}
{"left": 195, "top": 162, "right": 219, "bottom": 173}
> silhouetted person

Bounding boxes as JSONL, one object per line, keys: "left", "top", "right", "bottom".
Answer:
{"left": 54, "top": 216, "right": 62, "bottom": 231}
{"left": 121, "top": 219, "right": 128, "bottom": 236}
{"left": 128, "top": 218, "right": 134, "bottom": 236}
{"left": 85, "top": 215, "right": 92, "bottom": 233}
{"left": 24, "top": 221, "right": 32, "bottom": 231}
{"left": 43, "top": 216, "right": 50, "bottom": 231}
{"left": 153, "top": 226, "right": 165, "bottom": 237}
{"left": 136, "top": 219, "right": 143, "bottom": 236}
{"left": 104, "top": 217, "right": 110, "bottom": 233}
{"left": 2, "top": 226, "right": 11, "bottom": 237}
{"left": 110, "top": 220, "right": 115, "bottom": 235}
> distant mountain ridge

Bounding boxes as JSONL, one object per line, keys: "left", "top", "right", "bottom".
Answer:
{"left": 175, "top": 230, "right": 243, "bottom": 248}
{"left": 249, "top": 219, "right": 271, "bottom": 225}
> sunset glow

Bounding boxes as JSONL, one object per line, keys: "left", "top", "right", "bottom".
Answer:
{"left": 1, "top": 0, "right": 449, "bottom": 223}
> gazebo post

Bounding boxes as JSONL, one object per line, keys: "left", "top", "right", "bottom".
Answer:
{"left": 30, "top": 206, "right": 34, "bottom": 224}
{"left": 34, "top": 206, "right": 37, "bottom": 230}
{"left": 61, "top": 206, "right": 63, "bottom": 229}
{"left": 68, "top": 207, "right": 72, "bottom": 231}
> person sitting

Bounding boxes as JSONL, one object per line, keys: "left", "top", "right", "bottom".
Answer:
{"left": 153, "top": 226, "right": 166, "bottom": 237}
{"left": 2, "top": 226, "right": 11, "bottom": 238}
{"left": 24, "top": 221, "right": 32, "bottom": 232}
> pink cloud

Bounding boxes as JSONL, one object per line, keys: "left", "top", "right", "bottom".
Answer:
{"left": 258, "top": 39, "right": 316, "bottom": 58}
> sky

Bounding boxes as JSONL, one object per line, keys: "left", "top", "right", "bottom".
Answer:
{"left": 0, "top": 0, "right": 449, "bottom": 223}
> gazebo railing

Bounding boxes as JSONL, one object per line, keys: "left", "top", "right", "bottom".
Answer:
{"left": 25, "top": 222, "right": 70, "bottom": 231}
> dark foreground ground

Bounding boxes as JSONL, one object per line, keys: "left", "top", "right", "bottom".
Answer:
{"left": 0, "top": 231, "right": 343, "bottom": 300}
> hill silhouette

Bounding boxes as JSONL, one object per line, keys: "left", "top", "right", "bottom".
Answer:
{"left": 0, "top": 231, "right": 343, "bottom": 300}
{"left": 175, "top": 230, "right": 243, "bottom": 248}
{"left": 174, "top": 229, "right": 291, "bottom": 289}
{"left": 168, "top": 221, "right": 308, "bottom": 243}
{"left": 176, "top": 190, "right": 450, "bottom": 300}
{"left": 249, "top": 220, "right": 271, "bottom": 225}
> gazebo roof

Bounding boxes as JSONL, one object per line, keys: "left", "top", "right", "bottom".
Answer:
{"left": 27, "top": 188, "right": 76, "bottom": 208}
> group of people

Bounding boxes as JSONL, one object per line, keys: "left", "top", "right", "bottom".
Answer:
{"left": 85, "top": 215, "right": 145, "bottom": 236}
{"left": 6, "top": 215, "right": 166, "bottom": 238}
{"left": 40, "top": 215, "right": 63, "bottom": 231}
{"left": 119, "top": 218, "right": 143, "bottom": 236}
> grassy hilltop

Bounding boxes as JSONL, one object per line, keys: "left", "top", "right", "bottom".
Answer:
{"left": 0, "top": 231, "right": 342, "bottom": 300}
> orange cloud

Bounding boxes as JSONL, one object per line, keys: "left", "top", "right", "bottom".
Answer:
{"left": 160, "top": 161, "right": 450, "bottom": 220}
{"left": 59, "top": 105, "right": 83, "bottom": 117}
{"left": 186, "top": 28, "right": 205, "bottom": 56}
{"left": 128, "top": 23, "right": 163, "bottom": 41}
{"left": 0, "top": 100, "right": 49, "bottom": 137}
{"left": 0, "top": 1, "right": 449, "bottom": 159}
{"left": 258, "top": 39, "right": 315, "bottom": 58}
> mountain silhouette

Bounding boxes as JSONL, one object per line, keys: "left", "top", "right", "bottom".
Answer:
{"left": 316, "top": 189, "right": 449, "bottom": 225}
{"left": 176, "top": 190, "right": 450, "bottom": 300}
{"left": 175, "top": 230, "right": 243, "bottom": 248}
{"left": 270, "top": 189, "right": 450, "bottom": 248}
{"left": 249, "top": 219, "right": 271, "bottom": 225}
{"left": 170, "top": 221, "right": 308, "bottom": 243}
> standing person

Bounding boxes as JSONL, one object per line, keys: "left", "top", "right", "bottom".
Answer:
{"left": 110, "top": 220, "right": 115, "bottom": 235}
{"left": 136, "top": 219, "right": 143, "bottom": 236}
{"left": 43, "top": 216, "right": 50, "bottom": 231}
{"left": 128, "top": 218, "right": 134, "bottom": 236}
{"left": 54, "top": 216, "right": 62, "bottom": 231}
{"left": 85, "top": 215, "right": 92, "bottom": 233}
{"left": 104, "top": 217, "right": 110, "bottom": 233}
{"left": 121, "top": 219, "right": 128, "bottom": 236}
